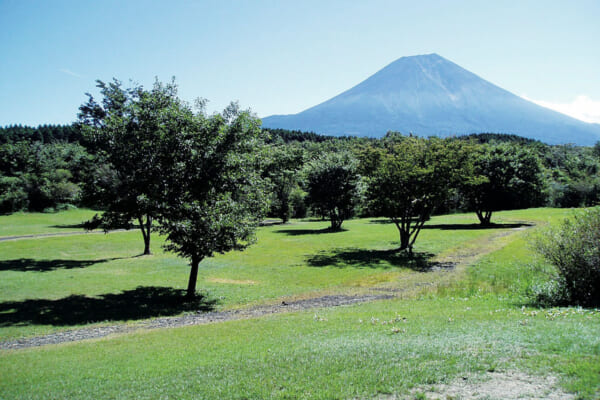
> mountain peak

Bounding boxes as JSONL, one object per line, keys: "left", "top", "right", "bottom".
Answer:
{"left": 397, "top": 53, "right": 443, "bottom": 59}
{"left": 262, "top": 55, "right": 600, "bottom": 145}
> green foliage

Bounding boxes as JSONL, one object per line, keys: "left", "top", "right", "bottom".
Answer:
{"left": 263, "top": 127, "right": 374, "bottom": 144}
{"left": 0, "top": 124, "right": 81, "bottom": 144}
{"left": 0, "top": 176, "right": 27, "bottom": 213}
{"left": 263, "top": 144, "right": 305, "bottom": 222}
{"left": 289, "top": 187, "right": 308, "bottom": 218}
{"left": 0, "top": 141, "right": 88, "bottom": 213}
{"left": 158, "top": 103, "right": 269, "bottom": 297}
{"left": 533, "top": 207, "right": 600, "bottom": 307}
{"left": 593, "top": 141, "right": 600, "bottom": 158}
{"left": 461, "top": 143, "right": 544, "bottom": 225}
{"left": 540, "top": 144, "right": 600, "bottom": 208}
{"left": 305, "top": 152, "right": 361, "bottom": 230}
{"left": 78, "top": 78, "right": 197, "bottom": 254}
{"left": 460, "top": 132, "right": 542, "bottom": 145}
{"left": 367, "top": 135, "right": 468, "bottom": 252}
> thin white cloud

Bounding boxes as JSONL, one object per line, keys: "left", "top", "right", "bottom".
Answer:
{"left": 521, "top": 94, "right": 600, "bottom": 124}
{"left": 59, "top": 68, "right": 82, "bottom": 78}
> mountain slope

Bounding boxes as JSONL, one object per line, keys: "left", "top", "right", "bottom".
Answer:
{"left": 262, "top": 54, "right": 600, "bottom": 145}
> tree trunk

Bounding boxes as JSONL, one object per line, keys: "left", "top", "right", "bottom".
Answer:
{"left": 138, "top": 215, "right": 152, "bottom": 255}
{"left": 186, "top": 256, "right": 201, "bottom": 299}
{"left": 330, "top": 212, "right": 342, "bottom": 231}
{"left": 476, "top": 210, "right": 493, "bottom": 226}
{"left": 399, "top": 228, "right": 410, "bottom": 251}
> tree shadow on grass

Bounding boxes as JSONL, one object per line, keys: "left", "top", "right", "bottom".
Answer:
{"left": 369, "top": 220, "right": 533, "bottom": 230}
{"left": 369, "top": 219, "right": 395, "bottom": 225}
{"left": 49, "top": 222, "right": 88, "bottom": 229}
{"left": 421, "top": 222, "right": 533, "bottom": 230}
{"left": 0, "top": 258, "right": 125, "bottom": 272}
{"left": 50, "top": 222, "right": 141, "bottom": 230}
{"left": 306, "top": 248, "right": 446, "bottom": 271}
{"left": 276, "top": 228, "right": 347, "bottom": 236}
{"left": 0, "top": 286, "right": 217, "bottom": 326}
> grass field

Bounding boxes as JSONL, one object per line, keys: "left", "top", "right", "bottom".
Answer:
{"left": 1, "top": 208, "right": 598, "bottom": 399}
{"left": 0, "top": 208, "right": 98, "bottom": 237}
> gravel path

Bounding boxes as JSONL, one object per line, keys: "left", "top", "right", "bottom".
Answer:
{"left": 0, "top": 294, "right": 394, "bottom": 350}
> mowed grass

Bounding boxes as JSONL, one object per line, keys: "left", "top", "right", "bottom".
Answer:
{"left": 1, "top": 295, "right": 598, "bottom": 399}
{"left": 0, "top": 208, "right": 98, "bottom": 237}
{"left": 1, "top": 207, "right": 598, "bottom": 399}
{"left": 0, "top": 210, "right": 541, "bottom": 339}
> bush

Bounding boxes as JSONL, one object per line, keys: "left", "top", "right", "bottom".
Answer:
{"left": 533, "top": 207, "right": 600, "bottom": 307}
{"left": 528, "top": 278, "right": 570, "bottom": 307}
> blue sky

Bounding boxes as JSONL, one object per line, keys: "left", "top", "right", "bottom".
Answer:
{"left": 1, "top": 0, "right": 599, "bottom": 126}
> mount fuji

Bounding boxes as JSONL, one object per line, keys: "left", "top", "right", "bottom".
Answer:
{"left": 261, "top": 54, "right": 600, "bottom": 145}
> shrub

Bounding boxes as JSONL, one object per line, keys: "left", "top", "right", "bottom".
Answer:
{"left": 533, "top": 207, "right": 600, "bottom": 307}
{"left": 528, "top": 278, "right": 570, "bottom": 307}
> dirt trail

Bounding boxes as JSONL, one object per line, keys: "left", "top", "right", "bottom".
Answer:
{"left": 0, "top": 225, "right": 531, "bottom": 351}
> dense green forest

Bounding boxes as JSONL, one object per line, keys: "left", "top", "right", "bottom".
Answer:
{"left": 1, "top": 123, "right": 599, "bottom": 216}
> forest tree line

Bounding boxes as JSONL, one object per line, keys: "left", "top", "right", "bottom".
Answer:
{"left": 2, "top": 123, "right": 599, "bottom": 216}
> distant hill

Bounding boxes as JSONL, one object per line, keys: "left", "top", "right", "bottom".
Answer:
{"left": 262, "top": 54, "right": 600, "bottom": 145}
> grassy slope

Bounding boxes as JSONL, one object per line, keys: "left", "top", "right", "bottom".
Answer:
{"left": 1, "top": 208, "right": 598, "bottom": 399}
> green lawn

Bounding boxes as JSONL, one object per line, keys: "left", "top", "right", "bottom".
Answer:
{"left": 0, "top": 208, "right": 98, "bottom": 237}
{"left": 1, "top": 207, "right": 598, "bottom": 399}
{"left": 0, "top": 209, "right": 551, "bottom": 339}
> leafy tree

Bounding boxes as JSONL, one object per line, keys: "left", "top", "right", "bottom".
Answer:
{"left": 305, "top": 152, "right": 360, "bottom": 230}
{"left": 263, "top": 144, "right": 305, "bottom": 223}
{"left": 158, "top": 103, "right": 268, "bottom": 298}
{"left": 461, "top": 143, "right": 544, "bottom": 225}
{"left": 78, "top": 78, "right": 194, "bottom": 254}
{"left": 367, "top": 136, "right": 466, "bottom": 253}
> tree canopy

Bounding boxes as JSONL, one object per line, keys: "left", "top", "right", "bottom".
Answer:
{"left": 78, "top": 78, "right": 196, "bottom": 254}
{"left": 367, "top": 135, "right": 468, "bottom": 253}
{"left": 157, "top": 103, "right": 268, "bottom": 298}
{"left": 305, "top": 152, "right": 361, "bottom": 230}
{"left": 461, "top": 143, "right": 544, "bottom": 225}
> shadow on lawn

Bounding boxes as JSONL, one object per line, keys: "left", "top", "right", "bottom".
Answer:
{"left": 0, "top": 258, "right": 124, "bottom": 272}
{"left": 306, "top": 248, "right": 447, "bottom": 271}
{"left": 49, "top": 223, "right": 87, "bottom": 229}
{"left": 50, "top": 222, "right": 141, "bottom": 230}
{"left": 0, "top": 286, "right": 217, "bottom": 326}
{"left": 369, "top": 220, "right": 532, "bottom": 230}
{"left": 276, "top": 228, "right": 347, "bottom": 236}
{"left": 422, "top": 223, "right": 533, "bottom": 230}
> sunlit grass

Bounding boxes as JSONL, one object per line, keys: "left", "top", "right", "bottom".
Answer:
{"left": 1, "top": 296, "right": 598, "bottom": 399}
{"left": 0, "top": 208, "right": 98, "bottom": 237}
{"left": 0, "top": 207, "right": 598, "bottom": 398}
